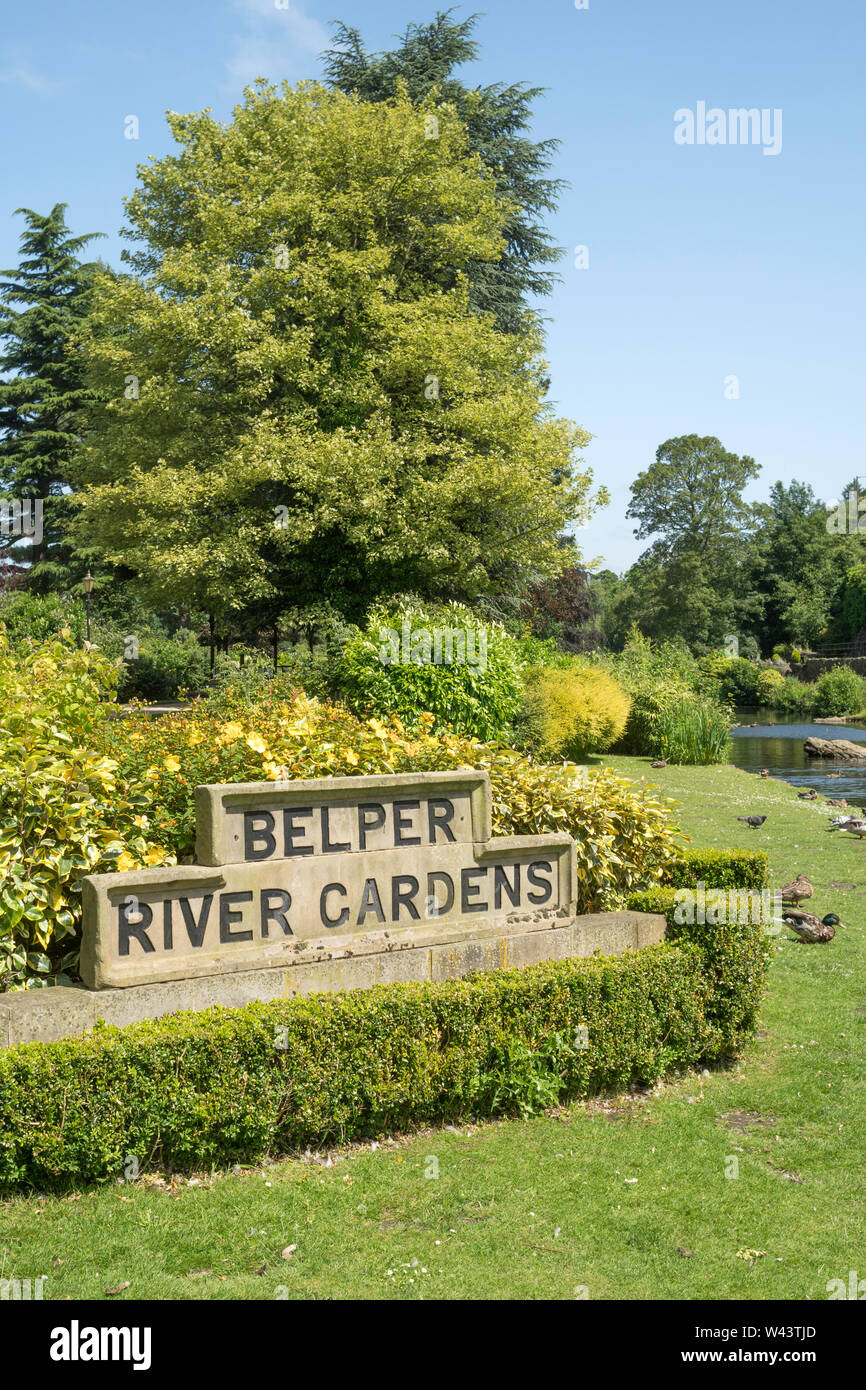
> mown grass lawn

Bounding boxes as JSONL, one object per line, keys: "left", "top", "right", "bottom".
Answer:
{"left": 2, "top": 757, "right": 864, "bottom": 1301}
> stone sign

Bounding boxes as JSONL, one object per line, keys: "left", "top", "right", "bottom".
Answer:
{"left": 81, "top": 771, "right": 577, "bottom": 989}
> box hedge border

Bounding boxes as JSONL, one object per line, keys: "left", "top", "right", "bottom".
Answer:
{"left": 0, "top": 849, "right": 771, "bottom": 1191}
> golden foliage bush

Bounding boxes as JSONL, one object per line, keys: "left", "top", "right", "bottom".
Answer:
{"left": 103, "top": 685, "right": 678, "bottom": 914}
{"left": 0, "top": 628, "right": 174, "bottom": 990}
{"left": 521, "top": 664, "right": 631, "bottom": 759}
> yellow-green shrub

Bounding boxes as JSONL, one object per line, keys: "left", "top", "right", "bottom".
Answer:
{"left": 521, "top": 665, "right": 631, "bottom": 759}
{"left": 0, "top": 627, "right": 173, "bottom": 990}
{"left": 755, "top": 668, "right": 785, "bottom": 705}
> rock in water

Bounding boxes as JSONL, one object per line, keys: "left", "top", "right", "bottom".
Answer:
{"left": 804, "top": 737, "right": 866, "bottom": 761}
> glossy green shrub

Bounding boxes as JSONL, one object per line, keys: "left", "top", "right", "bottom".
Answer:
{"left": 812, "top": 664, "right": 866, "bottom": 716}
{"left": 337, "top": 599, "right": 525, "bottom": 739}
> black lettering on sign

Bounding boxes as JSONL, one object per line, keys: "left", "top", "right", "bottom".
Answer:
{"left": 427, "top": 798, "right": 456, "bottom": 844}
{"left": 393, "top": 800, "right": 422, "bottom": 846}
{"left": 357, "top": 877, "right": 385, "bottom": 925}
{"left": 461, "top": 866, "right": 488, "bottom": 913}
{"left": 283, "top": 807, "right": 314, "bottom": 857}
{"left": 244, "top": 811, "right": 276, "bottom": 861}
{"left": 163, "top": 899, "right": 173, "bottom": 949}
{"left": 118, "top": 900, "right": 154, "bottom": 956}
{"left": 321, "top": 806, "right": 351, "bottom": 854}
{"left": 426, "top": 871, "right": 454, "bottom": 917}
{"left": 261, "top": 889, "right": 292, "bottom": 937}
{"left": 392, "top": 874, "right": 420, "bottom": 920}
{"left": 321, "top": 883, "right": 349, "bottom": 928}
{"left": 220, "top": 891, "right": 254, "bottom": 943}
{"left": 357, "top": 802, "right": 386, "bottom": 851}
{"left": 494, "top": 864, "right": 520, "bottom": 910}
{"left": 527, "top": 860, "right": 553, "bottom": 905}
{"left": 179, "top": 894, "right": 213, "bottom": 948}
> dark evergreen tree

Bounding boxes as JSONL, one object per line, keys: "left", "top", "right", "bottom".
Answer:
{"left": 0, "top": 203, "right": 103, "bottom": 589}
{"left": 323, "top": 10, "right": 564, "bottom": 333}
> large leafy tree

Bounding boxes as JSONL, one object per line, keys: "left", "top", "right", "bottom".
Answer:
{"left": 323, "top": 10, "right": 563, "bottom": 334}
{"left": 748, "top": 481, "right": 836, "bottom": 650}
{"left": 0, "top": 204, "right": 103, "bottom": 589}
{"left": 624, "top": 435, "right": 761, "bottom": 652}
{"left": 71, "top": 82, "right": 599, "bottom": 630}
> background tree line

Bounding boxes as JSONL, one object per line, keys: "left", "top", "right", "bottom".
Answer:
{"left": 1, "top": 11, "right": 860, "bottom": 674}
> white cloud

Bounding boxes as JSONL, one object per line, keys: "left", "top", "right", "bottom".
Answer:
{"left": 0, "top": 48, "right": 60, "bottom": 97}
{"left": 224, "top": 0, "right": 327, "bottom": 90}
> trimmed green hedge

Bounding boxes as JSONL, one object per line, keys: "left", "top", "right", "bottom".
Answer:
{"left": 626, "top": 886, "right": 771, "bottom": 1061}
{"left": 0, "top": 911, "right": 769, "bottom": 1190}
{"left": 661, "top": 847, "right": 770, "bottom": 891}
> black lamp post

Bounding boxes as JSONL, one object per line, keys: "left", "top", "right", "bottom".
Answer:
{"left": 83, "top": 571, "right": 93, "bottom": 642}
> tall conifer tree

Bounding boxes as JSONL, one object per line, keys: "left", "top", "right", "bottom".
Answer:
{"left": 0, "top": 204, "right": 103, "bottom": 588}
{"left": 323, "top": 10, "right": 563, "bottom": 334}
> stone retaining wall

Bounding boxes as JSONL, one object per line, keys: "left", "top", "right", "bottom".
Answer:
{"left": 790, "top": 657, "right": 866, "bottom": 682}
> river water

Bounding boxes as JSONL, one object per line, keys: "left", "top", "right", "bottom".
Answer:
{"left": 729, "top": 710, "right": 866, "bottom": 801}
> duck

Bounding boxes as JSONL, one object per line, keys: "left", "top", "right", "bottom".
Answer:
{"left": 759, "top": 768, "right": 771, "bottom": 777}
{"left": 650, "top": 759, "right": 668, "bottom": 768}
{"left": 825, "top": 798, "right": 848, "bottom": 807}
{"left": 827, "top": 815, "right": 861, "bottom": 831}
{"left": 778, "top": 874, "right": 813, "bottom": 904}
{"left": 737, "top": 815, "right": 768, "bottom": 829}
{"left": 781, "top": 910, "right": 841, "bottom": 943}
{"left": 797, "top": 789, "right": 818, "bottom": 800}
{"left": 829, "top": 772, "right": 842, "bottom": 779}
{"left": 842, "top": 820, "right": 866, "bottom": 840}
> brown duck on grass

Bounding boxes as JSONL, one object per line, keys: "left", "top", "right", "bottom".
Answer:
{"left": 781, "top": 910, "right": 841, "bottom": 943}
{"left": 778, "top": 874, "right": 813, "bottom": 905}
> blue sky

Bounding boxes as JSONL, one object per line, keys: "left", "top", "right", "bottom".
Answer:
{"left": 2, "top": 0, "right": 864, "bottom": 572}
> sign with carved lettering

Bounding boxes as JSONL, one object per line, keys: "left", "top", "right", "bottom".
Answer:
{"left": 80, "top": 772, "right": 577, "bottom": 988}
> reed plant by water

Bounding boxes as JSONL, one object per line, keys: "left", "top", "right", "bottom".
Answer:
{"left": 655, "top": 697, "right": 732, "bottom": 765}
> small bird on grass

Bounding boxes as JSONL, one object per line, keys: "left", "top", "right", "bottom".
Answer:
{"left": 798, "top": 789, "right": 818, "bottom": 800}
{"left": 738, "top": 815, "right": 768, "bottom": 829}
{"left": 781, "top": 910, "right": 841, "bottom": 943}
{"left": 778, "top": 874, "right": 813, "bottom": 904}
{"left": 650, "top": 759, "right": 668, "bottom": 768}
